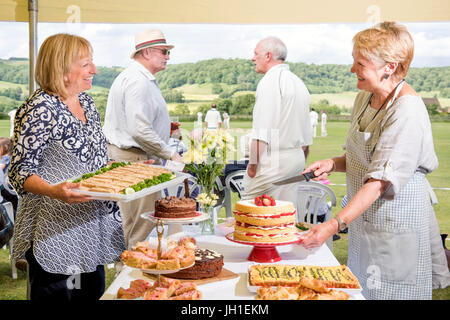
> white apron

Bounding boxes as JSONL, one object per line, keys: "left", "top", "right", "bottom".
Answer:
{"left": 346, "top": 83, "right": 432, "bottom": 300}
{"left": 243, "top": 148, "right": 305, "bottom": 204}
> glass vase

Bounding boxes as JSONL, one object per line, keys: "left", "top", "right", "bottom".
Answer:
{"left": 200, "top": 205, "right": 215, "bottom": 235}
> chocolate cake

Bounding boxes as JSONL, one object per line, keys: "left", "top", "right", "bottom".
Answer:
{"left": 167, "top": 249, "right": 224, "bottom": 280}
{"left": 154, "top": 196, "right": 197, "bottom": 218}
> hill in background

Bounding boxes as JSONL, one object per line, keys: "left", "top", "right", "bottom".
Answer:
{"left": 0, "top": 57, "right": 449, "bottom": 119}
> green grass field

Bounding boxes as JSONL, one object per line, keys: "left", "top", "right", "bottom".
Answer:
{"left": 0, "top": 119, "right": 449, "bottom": 300}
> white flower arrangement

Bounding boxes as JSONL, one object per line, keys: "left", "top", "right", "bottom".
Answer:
{"left": 196, "top": 192, "right": 219, "bottom": 208}
{"left": 183, "top": 128, "right": 235, "bottom": 194}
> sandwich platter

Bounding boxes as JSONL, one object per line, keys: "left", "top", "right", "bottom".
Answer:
{"left": 69, "top": 164, "right": 191, "bottom": 202}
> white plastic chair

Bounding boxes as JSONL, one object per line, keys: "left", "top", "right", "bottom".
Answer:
{"left": 212, "top": 176, "right": 228, "bottom": 224}
{"left": 295, "top": 181, "right": 337, "bottom": 251}
{"left": 224, "top": 170, "right": 246, "bottom": 217}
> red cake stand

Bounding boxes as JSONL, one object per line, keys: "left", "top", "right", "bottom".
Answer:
{"left": 225, "top": 232, "right": 303, "bottom": 263}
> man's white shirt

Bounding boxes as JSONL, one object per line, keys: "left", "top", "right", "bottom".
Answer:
{"left": 204, "top": 108, "right": 222, "bottom": 129}
{"left": 103, "top": 60, "right": 173, "bottom": 159}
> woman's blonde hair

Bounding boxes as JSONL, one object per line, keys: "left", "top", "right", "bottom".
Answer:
{"left": 35, "top": 33, "right": 92, "bottom": 99}
{"left": 353, "top": 21, "right": 414, "bottom": 80}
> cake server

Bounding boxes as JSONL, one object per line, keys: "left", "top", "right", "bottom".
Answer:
{"left": 272, "top": 171, "right": 316, "bottom": 186}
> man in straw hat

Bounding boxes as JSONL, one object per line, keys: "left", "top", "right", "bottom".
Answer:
{"left": 103, "top": 28, "right": 183, "bottom": 249}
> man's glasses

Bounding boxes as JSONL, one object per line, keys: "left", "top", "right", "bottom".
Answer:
{"left": 151, "top": 48, "right": 171, "bottom": 56}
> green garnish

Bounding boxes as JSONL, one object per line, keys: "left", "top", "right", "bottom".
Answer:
{"left": 295, "top": 222, "right": 310, "bottom": 231}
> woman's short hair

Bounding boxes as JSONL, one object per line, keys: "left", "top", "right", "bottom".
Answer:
{"left": 260, "top": 37, "right": 287, "bottom": 62}
{"left": 352, "top": 21, "right": 414, "bottom": 80}
{"left": 35, "top": 33, "right": 92, "bottom": 99}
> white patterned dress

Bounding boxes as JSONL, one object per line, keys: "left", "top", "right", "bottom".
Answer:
{"left": 345, "top": 88, "right": 438, "bottom": 300}
{"left": 8, "top": 89, "right": 125, "bottom": 275}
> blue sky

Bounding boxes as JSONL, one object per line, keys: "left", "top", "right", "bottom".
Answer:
{"left": 0, "top": 21, "right": 449, "bottom": 68}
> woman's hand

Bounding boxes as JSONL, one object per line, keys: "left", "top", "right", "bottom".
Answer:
{"left": 50, "top": 181, "right": 93, "bottom": 204}
{"left": 298, "top": 219, "right": 338, "bottom": 249}
{"left": 303, "top": 159, "right": 335, "bottom": 181}
{"left": 24, "top": 174, "right": 92, "bottom": 204}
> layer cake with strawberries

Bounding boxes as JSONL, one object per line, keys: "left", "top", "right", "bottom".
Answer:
{"left": 233, "top": 194, "right": 297, "bottom": 243}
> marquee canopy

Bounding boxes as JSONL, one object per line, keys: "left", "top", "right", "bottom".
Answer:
{"left": 1, "top": 0, "right": 450, "bottom": 24}
{"left": 2, "top": 0, "right": 449, "bottom": 94}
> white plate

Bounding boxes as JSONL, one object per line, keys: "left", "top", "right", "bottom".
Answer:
{"left": 71, "top": 166, "right": 190, "bottom": 202}
{"left": 140, "top": 211, "right": 210, "bottom": 224}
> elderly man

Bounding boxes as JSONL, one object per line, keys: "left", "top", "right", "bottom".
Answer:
{"left": 243, "top": 37, "right": 312, "bottom": 204}
{"left": 103, "top": 28, "right": 182, "bottom": 248}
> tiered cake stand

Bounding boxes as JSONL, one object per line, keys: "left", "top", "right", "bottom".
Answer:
{"left": 140, "top": 211, "right": 210, "bottom": 285}
{"left": 225, "top": 232, "right": 303, "bottom": 263}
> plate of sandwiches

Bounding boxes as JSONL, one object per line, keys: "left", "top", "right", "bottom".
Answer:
{"left": 68, "top": 162, "right": 190, "bottom": 202}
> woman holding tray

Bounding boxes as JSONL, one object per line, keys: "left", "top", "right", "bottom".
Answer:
{"left": 7, "top": 34, "right": 125, "bottom": 300}
{"left": 299, "top": 22, "right": 450, "bottom": 299}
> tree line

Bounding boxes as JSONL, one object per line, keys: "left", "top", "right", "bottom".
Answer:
{"left": 0, "top": 58, "right": 448, "bottom": 117}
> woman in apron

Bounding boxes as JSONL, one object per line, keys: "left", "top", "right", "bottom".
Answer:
{"left": 299, "top": 22, "right": 449, "bottom": 299}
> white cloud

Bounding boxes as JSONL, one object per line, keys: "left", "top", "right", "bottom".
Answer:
{"left": 0, "top": 21, "right": 449, "bottom": 68}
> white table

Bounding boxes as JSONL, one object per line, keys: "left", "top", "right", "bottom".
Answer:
{"left": 101, "top": 231, "right": 365, "bottom": 300}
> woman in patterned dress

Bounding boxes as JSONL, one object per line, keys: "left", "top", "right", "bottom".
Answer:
{"left": 8, "top": 34, "right": 125, "bottom": 300}
{"left": 299, "top": 22, "right": 450, "bottom": 299}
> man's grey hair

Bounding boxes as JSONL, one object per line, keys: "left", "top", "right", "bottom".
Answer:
{"left": 259, "top": 37, "right": 287, "bottom": 61}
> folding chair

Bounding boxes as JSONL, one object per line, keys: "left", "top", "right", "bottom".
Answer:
{"left": 295, "top": 181, "right": 337, "bottom": 251}
{"left": 224, "top": 170, "right": 246, "bottom": 217}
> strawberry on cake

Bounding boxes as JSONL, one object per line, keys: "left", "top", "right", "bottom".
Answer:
{"left": 233, "top": 194, "right": 296, "bottom": 243}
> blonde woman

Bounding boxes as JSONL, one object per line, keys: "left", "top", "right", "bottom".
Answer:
{"left": 8, "top": 34, "right": 125, "bottom": 300}
{"left": 300, "top": 22, "right": 449, "bottom": 299}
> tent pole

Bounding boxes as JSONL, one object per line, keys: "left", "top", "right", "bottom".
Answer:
{"left": 28, "top": 0, "right": 38, "bottom": 95}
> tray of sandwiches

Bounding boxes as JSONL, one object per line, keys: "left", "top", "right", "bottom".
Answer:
{"left": 69, "top": 162, "right": 190, "bottom": 202}
{"left": 247, "top": 264, "right": 362, "bottom": 296}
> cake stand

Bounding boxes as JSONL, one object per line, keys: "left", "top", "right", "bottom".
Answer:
{"left": 135, "top": 219, "right": 197, "bottom": 286}
{"left": 140, "top": 211, "right": 210, "bottom": 224}
{"left": 141, "top": 211, "right": 210, "bottom": 236}
{"left": 139, "top": 213, "right": 211, "bottom": 286}
{"left": 225, "top": 232, "right": 303, "bottom": 263}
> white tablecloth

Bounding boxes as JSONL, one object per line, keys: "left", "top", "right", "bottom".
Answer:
{"left": 101, "top": 230, "right": 365, "bottom": 300}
